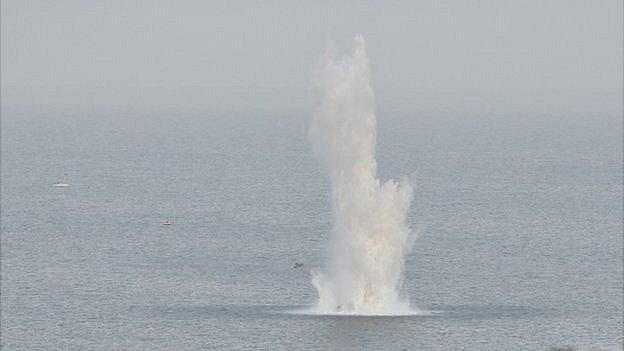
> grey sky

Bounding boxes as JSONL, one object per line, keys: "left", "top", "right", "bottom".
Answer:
{"left": 2, "top": 0, "right": 622, "bottom": 112}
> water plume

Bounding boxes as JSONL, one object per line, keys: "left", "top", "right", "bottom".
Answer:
{"left": 309, "top": 35, "right": 416, "bottom": 315}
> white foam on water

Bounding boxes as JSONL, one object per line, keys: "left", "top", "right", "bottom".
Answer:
{"left": 288, "top": 307, "right": 435, "bottom": 317}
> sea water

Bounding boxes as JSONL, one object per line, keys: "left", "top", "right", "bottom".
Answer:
{"left": 1, "top": 104, "right": 622, "bottom": 350}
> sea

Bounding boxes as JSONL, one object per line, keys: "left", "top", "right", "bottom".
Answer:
{"left": 1, "top": 105, "right": 622, "bottom": 350}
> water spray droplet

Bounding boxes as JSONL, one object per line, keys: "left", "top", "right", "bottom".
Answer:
{"left": 309, "top": 35, "right": 416, "bottom": 315}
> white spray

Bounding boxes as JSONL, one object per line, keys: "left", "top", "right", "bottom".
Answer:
{"left": 309, "top": 35, "right": 416, "bottom": 315}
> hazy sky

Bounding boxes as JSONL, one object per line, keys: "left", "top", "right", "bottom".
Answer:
{"left": 2, "top": 0, "right": 622, "bottom": 112}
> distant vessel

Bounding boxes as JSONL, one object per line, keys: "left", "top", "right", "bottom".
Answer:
{"left": 163, "top": 219, "right": 172, "bottom": 225}
{"left": 52, "top": 181, "right": 69, "bottom": 187}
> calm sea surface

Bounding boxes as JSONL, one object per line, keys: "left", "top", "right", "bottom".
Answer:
{"left": 1, "top": 107, "right": 622, "bottom": 350}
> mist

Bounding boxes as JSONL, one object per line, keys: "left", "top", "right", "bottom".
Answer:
{"left": 2, "top": 1, "right": 622, "bottom": 115}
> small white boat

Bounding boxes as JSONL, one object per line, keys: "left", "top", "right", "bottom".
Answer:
{"left": 163, "top": 219, "right": 172, "bottom": 225}
{"left": 52, "top": 181, "right": 69, "bottom": 187}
